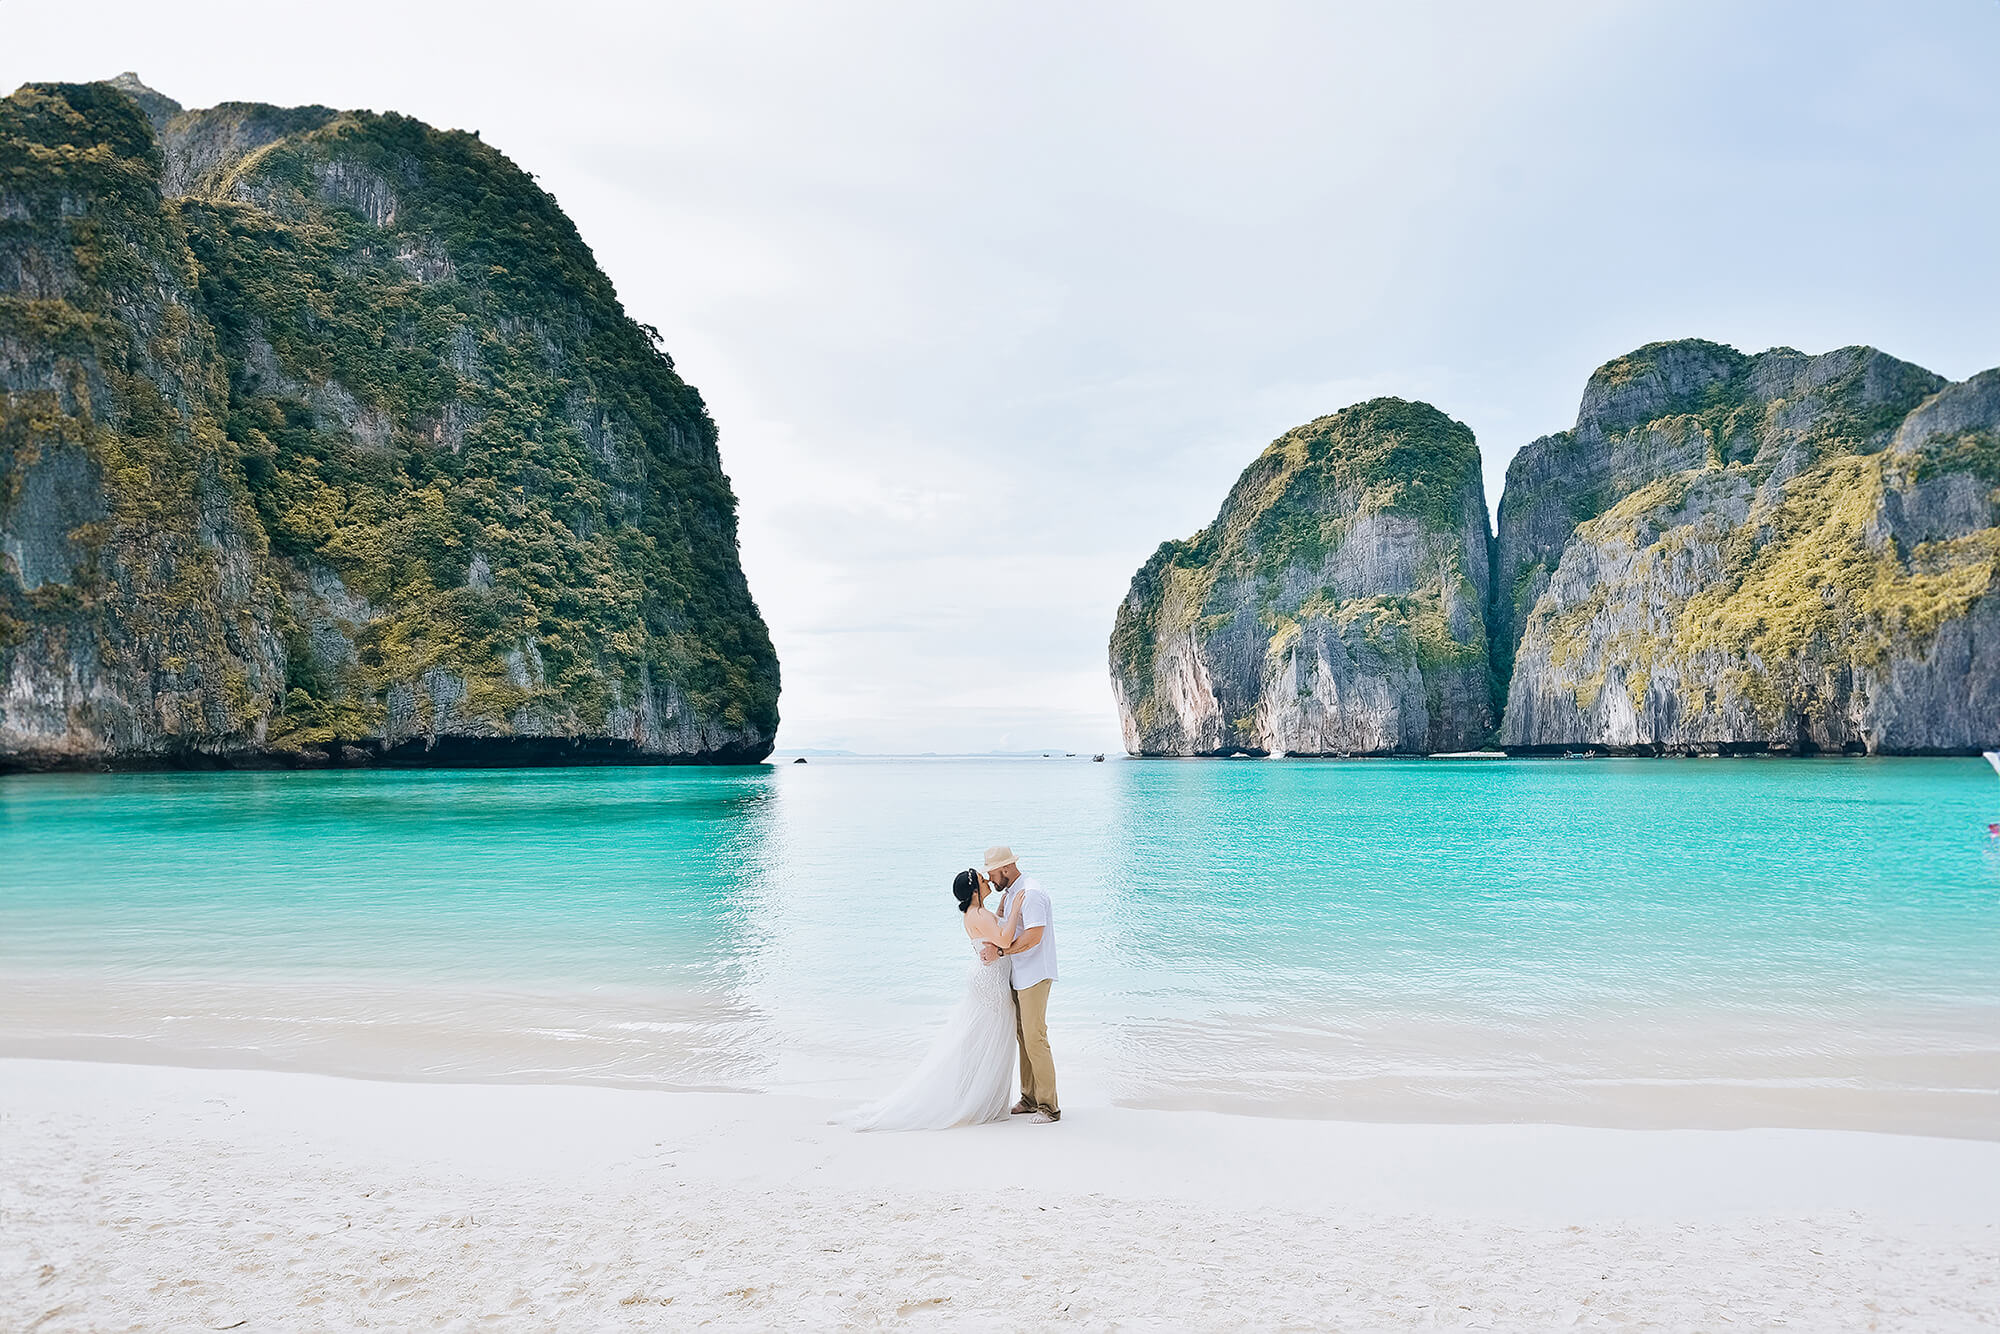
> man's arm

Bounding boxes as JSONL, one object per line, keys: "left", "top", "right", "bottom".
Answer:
{"left": 1001, "top": 926, "right": 1044, "bottom": 956}
{"left": 1002, "top": 888, "right": 1051, "bottom": 955}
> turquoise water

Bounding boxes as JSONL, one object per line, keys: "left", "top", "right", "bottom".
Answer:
{"left": 4, "top": 757, "right": 1998, "bottom": 1135}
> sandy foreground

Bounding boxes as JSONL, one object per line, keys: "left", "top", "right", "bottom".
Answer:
{"left": 2, "top": 1060, "right": 1997, "bottom": 1331}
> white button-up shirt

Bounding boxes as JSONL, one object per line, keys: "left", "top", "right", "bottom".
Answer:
{"left": 999, "top": 875, "right": 1057, "bottom": 989}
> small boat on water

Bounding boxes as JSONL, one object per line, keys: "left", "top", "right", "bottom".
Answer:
{"left": 1986, "top": 750, "right": 2000, "bottom": 777}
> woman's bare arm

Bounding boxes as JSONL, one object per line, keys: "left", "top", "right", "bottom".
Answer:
{"left": 964, "top": 901, "right": 1020, "bottom": 949}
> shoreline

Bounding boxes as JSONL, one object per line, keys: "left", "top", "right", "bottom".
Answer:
{"left": 6, "top": 968, "right": 1997, "bottom": 1141}
{"left": 5, "top": 1058, "right": 1998, "bottom": 1329}
{"left": 7, "top": 1038, "right": 1999, "bottom": 1144}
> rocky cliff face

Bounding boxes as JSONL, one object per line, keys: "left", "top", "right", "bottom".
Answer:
{"left": 1112, "top": 339, "right": 2000, "bottom": 758}
{"left": 1109, "top": 398, "right": 1493, "bottom": 756}
{"left": 1, "top": 77, "right": 779, "bottom": 768}
{"left": 1496, "top": 340, "right": 1999, "bottom": 754}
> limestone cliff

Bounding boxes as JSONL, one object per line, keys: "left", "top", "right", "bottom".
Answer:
{"left": 1109, "top": 398, "right": 1493, "bottom": 756}
{"left": 1496, "top": 340, "right": 1999, "bottom": 754}
{"left": 1, "top": 76, "right": 779, "bottom": 768}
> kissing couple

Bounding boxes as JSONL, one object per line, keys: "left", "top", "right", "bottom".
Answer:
{"left": 842, "top": 845, "right": 1060, "bottom": 1130}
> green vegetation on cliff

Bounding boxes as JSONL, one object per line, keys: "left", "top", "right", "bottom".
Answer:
{"left": 1539, "top": 443, "right": 1998, "bottom": 730}
{"left": 184, "top": 110, "right": 775, "bottom": 744}
{"left": 1110, "top": 397, "right": 1492, "bottom": 755}
{"left": 1118, "top": 338, "right": 2000, "bottom": 759}
{"left": 1499, "top": 339, "right": 1998, "bottom": 753}
{"left": 0, "top": 79, "right": 777, "bottom": 766}
{"left": 1118, "top": 399, "right": 1481, "bottom": 651}
{"left": 0, "top": 82, "right": 272, "bottom": 745}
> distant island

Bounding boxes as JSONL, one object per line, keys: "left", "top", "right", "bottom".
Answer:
{"left": 0, "top": 76, "right": 779, "bottom": 771}
{"left": 1111, "top": 340, "right": 2000, "bottom": 757}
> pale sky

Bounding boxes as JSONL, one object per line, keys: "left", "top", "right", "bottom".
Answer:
{"left": 8, "top": 2, "right": 1999, "bottom": 753}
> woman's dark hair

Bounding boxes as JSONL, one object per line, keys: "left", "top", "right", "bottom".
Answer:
{"left": 951, "top": 869, "right": 981, "bottom": 913}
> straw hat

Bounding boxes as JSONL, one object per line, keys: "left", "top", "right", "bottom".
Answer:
{"left": 982, "top": 845, "right": 1018, "bottom": 873}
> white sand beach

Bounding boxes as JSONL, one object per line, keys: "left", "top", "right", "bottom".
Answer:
{"left": 4, "top": 1059, "right": 1997, "bottom": 1331}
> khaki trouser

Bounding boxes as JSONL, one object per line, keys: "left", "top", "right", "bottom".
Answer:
{"left": 1013, "top": 979, "right": 1057, "bottom": 1113}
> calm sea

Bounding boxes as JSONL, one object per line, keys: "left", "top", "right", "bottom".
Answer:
{"left": 4, "top": 757, "right": 1997, "bottom": 1136}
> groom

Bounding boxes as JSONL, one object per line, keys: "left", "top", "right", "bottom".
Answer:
{"left": 981, "top": 845, "right": 1059, "bottom": 1123}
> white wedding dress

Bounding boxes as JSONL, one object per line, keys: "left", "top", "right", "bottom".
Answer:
{"left": 842, "top": 941, "right": 1017, "bottom": 1131}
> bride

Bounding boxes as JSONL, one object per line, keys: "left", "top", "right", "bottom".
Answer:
{"left": 841, "top": 868, "right": 1025, "bottom": 1131}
